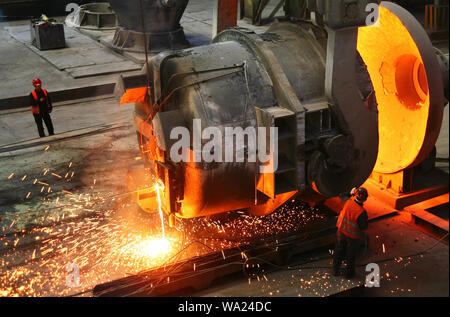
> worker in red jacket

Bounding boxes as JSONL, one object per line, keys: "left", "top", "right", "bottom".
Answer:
{"left": 30, "top": 78, "right": 54, "bottom": 137}
{"left": 333, "top": 187, "right": 369, "bottom": 278}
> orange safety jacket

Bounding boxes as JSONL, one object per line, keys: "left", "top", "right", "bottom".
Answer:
{"left": 30, "top": 89, "right": 50, "bottom": 114}
{"left": 336, "top": 197, "right": 365, "bottom": 239}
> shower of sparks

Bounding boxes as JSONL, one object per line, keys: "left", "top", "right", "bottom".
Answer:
{"left": 0, "top": 147, "right": 332, "bottom": 297}
{"left": 113, "top": 182, "right": 173, "bottom": 270}
{"left": 0, "top": 205, "right": 183, "bottom": 297}
{"left": 121, "top": 236, "right": 174, "bottom": 264}
{"left": 0, "top": 156, "right": 187, "bottom": 297}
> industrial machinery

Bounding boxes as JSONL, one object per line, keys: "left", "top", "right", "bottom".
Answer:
{"left": 242, "top": 0, "right": 309, "bottom": 25}
{"left": 359, "top": 2, "right": 449, "bottom": 210}
{"left": 108, "top": 0, "right": 190, "bottom": 53}
{"left": 65, "top": 2, "right": 118, "bottom": 30}
{"left": 116, "top": 1, "right": 447, "bottom": 223}
{"left": 240, "top": 0, "right": 443, "bottom": 25}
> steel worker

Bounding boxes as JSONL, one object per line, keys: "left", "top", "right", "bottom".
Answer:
{"left": 333, "top": 187, "right": 369, "bottom": 278}
{"left": 30, "top": 78, "right": 54, "bottom": 138}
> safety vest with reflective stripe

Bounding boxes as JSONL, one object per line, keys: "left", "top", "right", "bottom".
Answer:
{"left": 337, "top": 197, "right": 365, "bottom": 239}
{"left": 30, "top": 89, "right": 50, "bottom": 114}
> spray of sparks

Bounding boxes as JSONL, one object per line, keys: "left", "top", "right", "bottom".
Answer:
{"left": 0, "top": 144, "right": 342, "bottom": 297}
{"left": 121, "top": 182, "right": 173, "bottom": 265}
{"left": 155, "top": 181, "right": 166, "bottom": 239}
{"left": 0, "top": 147, "right": 182, "bottom": 296}
{"left": 123, "top": 236, "right": 173, "bottom": 261}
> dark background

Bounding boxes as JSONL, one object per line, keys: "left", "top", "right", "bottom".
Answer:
{"left": 0, "top": 0, "right": 438, "bottom": 21}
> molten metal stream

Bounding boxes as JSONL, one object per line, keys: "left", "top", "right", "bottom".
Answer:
{"left": 156, "top": 182, "right": 165, "bottom": 239}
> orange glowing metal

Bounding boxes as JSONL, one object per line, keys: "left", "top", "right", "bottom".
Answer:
{"left": 119, "top": 234, "right": 176, "bottom": 269}
{"left": 247, "top": 191, "right": 298, "bottom": 216}
{"left": 135, "top": 236, "right": 172, "bottom": 259}
{"left": 120, "top": 87, "right": 148, "bottom": 106}
{"left": 358, "top": 6, "right": 433, "bottom": 173}
{"left": 125, "top": 181, "right": 171, "bottom": 263}
{"left": 155, "top": 181, "right": 166, "bottom": 238}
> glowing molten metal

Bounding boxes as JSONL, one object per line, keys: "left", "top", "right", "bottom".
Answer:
{"left": 357, "top": 4, "right": 444, "bottom": 174}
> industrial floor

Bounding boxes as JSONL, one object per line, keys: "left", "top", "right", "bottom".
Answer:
{"left": 0, "top": 0, "right": 274, "bottom": 107}
{"left": 0, "top": 0, "right": 448, "bottom": 297}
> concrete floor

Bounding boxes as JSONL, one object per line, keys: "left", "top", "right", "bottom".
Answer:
{"left": 0, "top": 0, "right": 448, "bottom": 297}
{"left": 0, "top": 21, "right": 124, "bottom": 105}
{"left": 0, "top": 0, "right": 277, "bottom": 107}
{"left": 197, "top": 214, "right": 449, "bottom": 297}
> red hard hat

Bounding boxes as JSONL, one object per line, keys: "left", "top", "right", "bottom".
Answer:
{"left": 33, "top": 78, "right": 42, "bottom": 86}
{"left": 355, "top": 187, "right": 368, "bottom": 202}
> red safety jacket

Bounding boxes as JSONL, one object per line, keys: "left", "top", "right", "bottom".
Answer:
{"left": 337, "top": 197, "right": 365, "bottom": 239}
{"left": 30, "top": 89, "right": 50, "bottom": 114}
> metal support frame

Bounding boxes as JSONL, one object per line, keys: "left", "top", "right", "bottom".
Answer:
{"left": 242, "top": 0, "right": 308, "bottom": 25}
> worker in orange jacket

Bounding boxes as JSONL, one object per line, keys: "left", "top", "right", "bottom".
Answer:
{"left": 30, "top": 78, "right": 54, "bottom": 138}
{"left": 333, "top": 187, "right": 369, "bottom": 278}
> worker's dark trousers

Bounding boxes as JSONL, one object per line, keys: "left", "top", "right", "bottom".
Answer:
{"left": 333, "top": 231, "right": 359, "bottom": 277}
{"left": 33, "top": 112, "right": 54, "bottom": 137}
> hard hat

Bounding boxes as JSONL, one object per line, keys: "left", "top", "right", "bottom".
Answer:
{"left": 33, "top": 78, "right": 42, "bottom": 87}
{"left": 354, "top": 187, "right": 368, "bottom": 202}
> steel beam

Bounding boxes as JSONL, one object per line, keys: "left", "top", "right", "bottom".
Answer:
{"left": 212, "top": 0, "right": 239, "bottom": 38}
